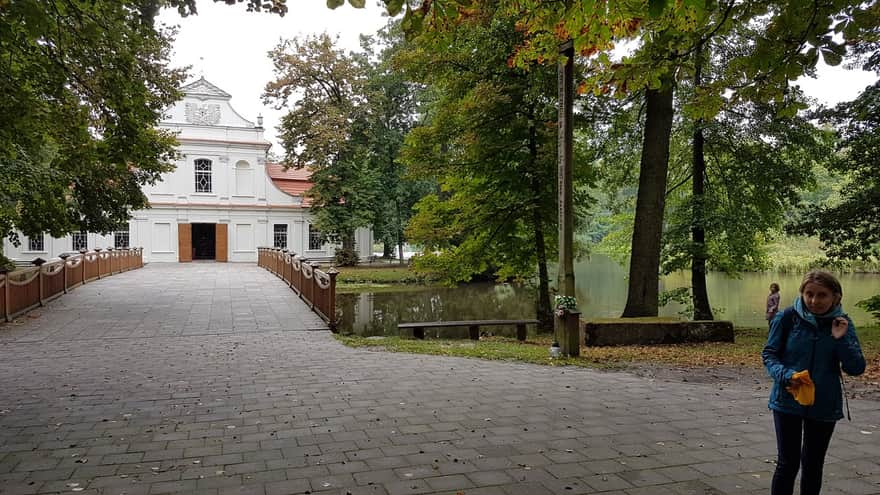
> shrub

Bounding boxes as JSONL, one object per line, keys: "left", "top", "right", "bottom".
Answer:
{"left": 334, "top": 247, "right": 359, "bottom": 267}
{"left": 856, "top": 295, "right": 880, "bottom": 322}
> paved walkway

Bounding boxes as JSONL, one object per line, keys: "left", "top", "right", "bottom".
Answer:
{"left": 0, "top": 264, "right": 877, "bottom": 495}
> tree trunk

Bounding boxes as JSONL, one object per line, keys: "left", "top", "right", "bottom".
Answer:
{"left": 622, "top": 83, "right": 674, "bottom": 317}
{"left": 528, "top": 120, "right": 552, "bottom": 332}
{"left": 342, "top": 231, "right": 355, "bottom": 253}
{"left": 691, "top": 43, "right": 714, "bottom": 321}
{"left": 532, "top": 205, "right": 552, "bottom": 332}
{"left": 383, "top": 242, "right": 393, "bottom": 258}
{"left": 395, "top": 188, "right": 405, "bottom": 265}
{"left": 691, "top": 129, "right": 713, "bottom": 320}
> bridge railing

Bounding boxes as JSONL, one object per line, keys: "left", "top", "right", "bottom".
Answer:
{"left": 0, "top": 248, "right": 144, "bottom": 322}
{"left": 257, "top": 247, "right": 338, "bottom": 331}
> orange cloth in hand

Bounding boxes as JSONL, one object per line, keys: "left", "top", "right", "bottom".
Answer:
{"left": 786, "top": 370, "right": 815, "bottom": 406}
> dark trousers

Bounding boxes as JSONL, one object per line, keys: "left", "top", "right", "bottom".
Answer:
{"left": 772, "top": 410, "right": 836, "bottom": 495}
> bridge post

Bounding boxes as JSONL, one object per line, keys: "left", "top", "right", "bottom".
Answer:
{"left": 1, "top": 267, "right": 8, "bottom": 322}
{"left": 32, "top": 258, "right": 46, "bottom": 306}
{"left": 327, "top": 267, "right": 338, "bottom": 333}
{"left": 59, "top": 254, "right": 70, "bottom": 293}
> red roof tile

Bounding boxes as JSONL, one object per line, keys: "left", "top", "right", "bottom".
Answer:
{"left": 266, "top": 163, "right": 312, "bottom": 181}
{"left": 266, "top": 163, "right": 313, "bottom": 205}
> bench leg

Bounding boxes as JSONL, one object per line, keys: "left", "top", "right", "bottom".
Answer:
{"left": 469, "top": 325, "right": 479, "bottom": 341}
{"left": 413, "top": 328, "right": 425, "bottom": 340}
{"left": 516, "top": 324, "right": 527, "bottom": 342}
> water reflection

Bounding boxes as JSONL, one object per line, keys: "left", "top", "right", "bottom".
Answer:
{"left": 338, "top": 255, "right": 879, "bottom": 336}
{"left": 337, "top": 283, "right": 539, "bottom": 338}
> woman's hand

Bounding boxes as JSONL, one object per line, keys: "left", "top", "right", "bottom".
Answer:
{"left": 832, "top": 317, "right": 848, "bottom": 339}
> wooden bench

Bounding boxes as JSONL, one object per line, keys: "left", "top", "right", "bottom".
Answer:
{"left": 398, "top": 319, "right": 541, "bottom": 341}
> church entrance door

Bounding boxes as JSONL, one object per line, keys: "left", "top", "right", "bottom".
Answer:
{"left": 215, "top": 223, "right": 228, "bottom": 262}
{"left": 192, "top": 223, "right": 216, "bottom": 260}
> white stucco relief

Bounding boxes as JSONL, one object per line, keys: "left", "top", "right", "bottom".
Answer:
{"left": 185, "top": 103, "right": 221, "bottom": 125}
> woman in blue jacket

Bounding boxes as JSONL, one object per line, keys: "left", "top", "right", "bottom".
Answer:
{"left": 762, "top": 270, "right": 865, "bottom": 495}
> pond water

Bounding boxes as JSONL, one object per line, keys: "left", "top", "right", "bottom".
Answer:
{"left": 337, "top": 255, "right": 880, "bottom": 337}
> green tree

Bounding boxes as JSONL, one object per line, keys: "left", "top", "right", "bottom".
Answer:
{"left": 665, "top": 18, "right": 832, "bottom": 320}
{"left": 0, "top": 0, "right": 286, "bottom": 269}
{"left": 588, "top": 89, "right": 828, "bottom": 319}
{"left": 0, "top": 1, "right": 183, "bottom": 269}
{"left": 264, "top": 33, "right": 378, "bottom": 264}
{"left": 370, "top": 1, "right": 878, "bottom": 319}
{"left": 360, "top": 24, "right": 434, "bottom": 263}
{"left": 398, "top": 6, "right": 594, "bottom": 330}
{"left": 790, "top": 81, "right": 880, "bottom": 260}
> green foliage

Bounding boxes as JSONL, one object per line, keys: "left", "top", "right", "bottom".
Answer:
{"left": 174, "top": 0, "right": 288, "bottom": 16}
{"left": 554, "top": 295, "right": 577, "bottom": 311}
{"left": 0, "top": 0, "right": 288, "bottom": 267}
{"left": 372, "top": 0, "right": 880, "bottom": 321}
{"left": 763, "top": 236, "right": 880, "bottom": 273}
{"left": 588, "top": 90, "right": 827, "bottom": 279}
{"left": 789, "top": 82, "right": 880, "bottom": 261}
{"left": 398, "top": 6, "right": 594, "bottom": 288}
{"left": 856, "top": 295, "right": 880, "bottom": 323}
{"left": 265, "top": 34, "right": 364, "bottom": 170}
{"left": 265, "top": 28, "right": 435, "bottom": 257}
{"left": 592, "top": 211, "right": 634, "bottom": 266}
{"left": 336, "top": 324, "right": 880, "bottom": 371}
{"left": 359, "top": 22, "right": 435, "bottom": 256}
{"left": 264, "top": 33, "right": 377, "bottom": 249}
{"left": 657, "top": 286, "right": 726, "bottom": 320}
{"left": 335, "top": 334, "right": 612, "bottom": 368}
{"left": 335, "top": 266, "right": 426, "bottom": 285}
{"left": 662, "top": 92, "right": 829, "bottom": 276}
{"left": 333, "top": 247, "right": 360, "bottom": 267}
{"left": 0, "top": 1, "right": 188, "bottom": 266}
{"left": 659, "top": 287, "right": 691, "bottom": 309}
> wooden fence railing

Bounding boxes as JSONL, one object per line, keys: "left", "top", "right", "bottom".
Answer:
{"left": 257, "top": 247, "right": 338, "bottom": 331}
{"left": 0, "top": 247, "right": 144, "bottom": 322}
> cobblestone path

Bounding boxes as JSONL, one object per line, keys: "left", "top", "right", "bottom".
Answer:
{"left": 1, "top": 263, "right": 878, "bottom": 494}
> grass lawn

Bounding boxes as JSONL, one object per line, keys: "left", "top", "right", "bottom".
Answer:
{"left": 335, "top": 264, "right": 430, "bottom": 288}
{"left": 335, "top": 324, "right": 880, "bottom": 384}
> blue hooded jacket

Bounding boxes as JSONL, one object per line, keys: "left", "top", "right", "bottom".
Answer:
{"left": 762, "top": 297, "right": 866, "bottom": 421}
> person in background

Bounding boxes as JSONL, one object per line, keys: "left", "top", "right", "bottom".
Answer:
{"left": 766, "top": 282, "right": 781, "bottom": 328}
{"left": 762, "top": 270, "right": 865, "bottom": 495}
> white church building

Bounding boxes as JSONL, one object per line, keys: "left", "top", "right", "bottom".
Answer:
{"left": 3, "top": 78, "right": 372, "bottom": 264}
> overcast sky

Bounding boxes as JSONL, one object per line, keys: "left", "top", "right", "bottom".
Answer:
{"left": 159, "top": 2, "right": 879, "bottom": 153}
{"left": 157, "top": 1, "right": 390, "bottom": 154}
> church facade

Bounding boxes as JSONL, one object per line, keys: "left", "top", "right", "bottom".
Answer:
{"left": 3, "top": 78, "right": 372, "bottom": 264}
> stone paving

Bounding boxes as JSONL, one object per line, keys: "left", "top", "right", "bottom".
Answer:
{"left": 0, "top": 263, "right": 878, "bottom": 495}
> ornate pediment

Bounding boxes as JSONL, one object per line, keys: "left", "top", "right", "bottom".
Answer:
{"left": 180, "top": 77, "right": 231, "bottom": 100}
{"left": 185, "top": 103, "right": 221, "bottom": 125}
{"left": 162, "top": 76, "right": 262, "bottom": 130}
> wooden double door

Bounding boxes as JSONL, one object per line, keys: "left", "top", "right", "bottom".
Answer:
{"left": 178, "top": 223, "right": 227, "bottom": 262}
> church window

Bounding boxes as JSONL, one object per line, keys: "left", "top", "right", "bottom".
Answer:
{"left": 72, "top": 232, "right": 88, "bottom": 251}
{"left": 28, "top": 234, "right": 44, "bottom": 252}
{"left": 114, "top": 229, "right": 130, "bottom": 249}
{"left": 273, "top": 224, "right": 287, "bottom": 249}
{"left": 194, "top": 159, "right": 212, "bottom": 193}
{"left": 308, "top": 224, "right": 322, "bottom": 250}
